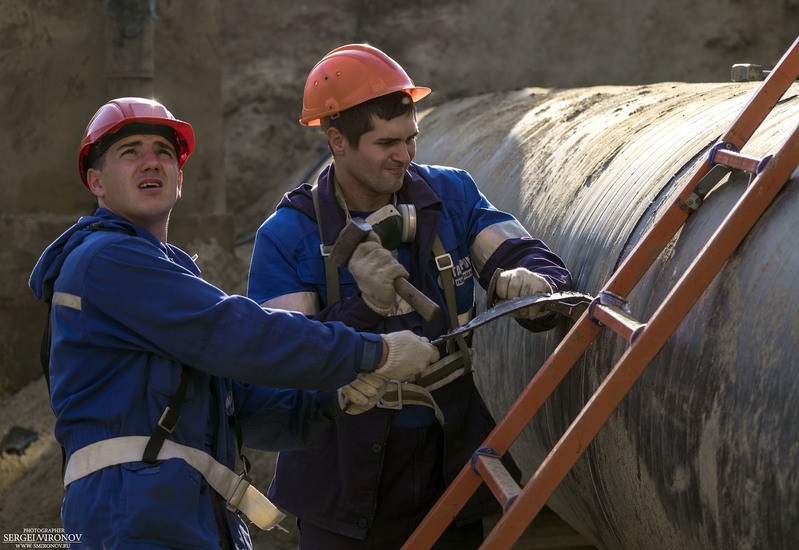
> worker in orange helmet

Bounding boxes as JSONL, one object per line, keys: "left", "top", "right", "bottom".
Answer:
{"left": 248, "top": 44, "right": 572, "bottom": 548}
{"left": 29, "top": 96, "right": 440, "bottom": 549}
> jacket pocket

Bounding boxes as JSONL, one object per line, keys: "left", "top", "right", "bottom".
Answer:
{"left": 118, "top": 458, "right": 213, "bottom": 548}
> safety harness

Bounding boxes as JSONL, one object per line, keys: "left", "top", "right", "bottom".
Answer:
{"left": 312, "top": 185, "right": 473, "bottom": 425}
{"left": 39, "top": 223, "right": 284, "bottom": 531}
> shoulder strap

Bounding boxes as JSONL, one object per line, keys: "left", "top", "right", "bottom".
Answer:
{"left": 312, "top": 184, "right": 341, "bottom": 305}
{"left": 313, "top": 190, "right": 468, "bottom": 371}
{"left": 142, "top": 366, "right": 190, "bottom": 464}
{"left": 431, "top": 236, "right": 459, "bottom": 332}
{"left": 431, "top": 236, "right": 471, "bottom": 370}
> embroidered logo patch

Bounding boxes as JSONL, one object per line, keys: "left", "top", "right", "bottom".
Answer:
{"left": 453, "top": 256, "right": 473, "bottom": 286}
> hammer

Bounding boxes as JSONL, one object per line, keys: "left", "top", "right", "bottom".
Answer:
{"left": 330, "top": 218, "right": 441, "bottom": 321}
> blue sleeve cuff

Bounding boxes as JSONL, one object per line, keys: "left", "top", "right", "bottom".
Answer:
{"left": 358, "top": 332, "right": 384, "bottom": 373}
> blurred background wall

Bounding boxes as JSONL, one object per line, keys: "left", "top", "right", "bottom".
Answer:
{"left": 1, "top": 0, "right": 796, "bottom": 395}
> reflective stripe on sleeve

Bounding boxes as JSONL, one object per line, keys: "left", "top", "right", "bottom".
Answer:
{"left": 52, "top": 292, "right": 82, "bottom": 311}
{"left": 262, "top": 292, "right": 320, "bottom": 315}
{"left": 469, "top": 220, "right": 531, "bottom": 274}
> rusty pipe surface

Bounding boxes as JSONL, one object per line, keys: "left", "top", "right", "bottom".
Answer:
{"left": 413, "top": 82, "right": 799, "bottom": 549}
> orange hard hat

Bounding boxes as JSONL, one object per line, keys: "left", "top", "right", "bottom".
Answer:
{"left": 300, "top": 44, "right": 431, "bottom": 126}
{"left": 77, "top": 97, "right": 195, "bottom": 188}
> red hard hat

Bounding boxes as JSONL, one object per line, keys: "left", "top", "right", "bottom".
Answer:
{"left": 77, "top": 97, "right": 195, "bottom": 188}
{"left": 300, "top": 44, "right": 431, "bottom": 126}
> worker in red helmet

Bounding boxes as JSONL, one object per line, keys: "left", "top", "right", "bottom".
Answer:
{"left": 29, "top": 96, "right": 440, "bottom": 549}
{"left": 248, "top": 45, "right": 573, "bottom": 548}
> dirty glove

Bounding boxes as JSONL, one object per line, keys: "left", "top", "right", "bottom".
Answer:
{"left": 338, "top": 373, "right": 388, "bottom": 415}
{"left": 493, "top": 267, "right": 553, "bottom": 320}
{"left": 348, "top": 233, "right": 408, "bottom": 315}
{"left": 375, "top": 330, "right": 440, "bottom": 381}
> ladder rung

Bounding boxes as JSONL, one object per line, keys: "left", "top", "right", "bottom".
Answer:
{"left": 710, "top": 146, "right": 772, "bottom": 174}
{"left": 590, "top": 301, "right": 645, "bottom": 343}
{"left": 471, "top": 448, "right": 521, "bottom": 512}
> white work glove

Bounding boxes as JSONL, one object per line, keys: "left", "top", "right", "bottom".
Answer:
{"left": 338, "top": 373, "right": 388, "bottom": 415}
{"left": 493, "top": 267, "right": 554, "bottom": 320}
{"left": 348, "top": 233, "right": 408, "bottom": 315}
{"left": 374, "top": 330, "right": 440, "bottom": 382}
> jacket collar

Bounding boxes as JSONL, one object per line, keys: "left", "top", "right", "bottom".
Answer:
{"left": 312, "top": 162, "right": 443, "bottom": 243}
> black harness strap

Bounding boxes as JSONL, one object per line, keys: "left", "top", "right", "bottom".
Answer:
{"left": 142, "top": 366, "right": 190, "bottom": 464}
{"left": 39, "top": 305, "right": 67, "bottom": 474}
{"left": 312, "top": 184, "right": 341, "bottom": 305}
{"left": 232, "top": 418, "right": 251, "bottom": 475}
{"left": 39, "top": 308, "right": 53, "bottom": 391}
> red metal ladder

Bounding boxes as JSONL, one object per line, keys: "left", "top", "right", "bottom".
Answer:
{"left": 403, "top": 34, "right": 799, "bottom": 550}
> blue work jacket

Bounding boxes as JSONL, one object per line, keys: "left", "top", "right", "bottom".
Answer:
{"left": 247, "top": 163, "right": 572, "bottom": 539}
{"left": 29, "top": 209, "right": 383, "bottom": 549}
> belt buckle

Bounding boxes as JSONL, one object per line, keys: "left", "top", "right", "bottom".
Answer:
{"left": 226, "top": 470, "right": 252, "bottom": 513}
{"left": 435, "top": 253, "right": 453, "bottom": 272}
{"left": 377, "top": 379, "right": 403, "bottom": 410}
{"left": 157, "top": 406, "right": 180, "bottom": 434}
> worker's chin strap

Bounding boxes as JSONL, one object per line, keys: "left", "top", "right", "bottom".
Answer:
{"left": 63, "top": 436, "right": 285, "bottom": 531}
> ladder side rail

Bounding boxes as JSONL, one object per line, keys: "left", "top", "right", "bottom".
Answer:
{"left": 476, "top": 35, "right": 799, "bottom": 493}
{"left": 481, "top": 122, "right": 799, "bottom": 550}
{"left": 401, "top": 129, "right": 778, "bottom": 549}
{"left": 403, "top": 34, "right": 799, "bottom": 550}
{"left": 723, "top": 34, "right": 799, "bottom": 147}
{"left": 454, "top": 33, "right": 799, "bottom": 477}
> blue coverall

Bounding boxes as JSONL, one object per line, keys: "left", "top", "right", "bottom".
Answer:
{"left": 29, "top": 209, "right": 384, "bottom": 549}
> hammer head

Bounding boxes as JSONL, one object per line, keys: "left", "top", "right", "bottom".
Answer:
{"left": 330, "top": 217, "right": 373, "bottom": 267}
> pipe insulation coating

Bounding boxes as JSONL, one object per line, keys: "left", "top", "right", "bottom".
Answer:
{"left": 412, "top": 82, "right": 799, "bottom": 549}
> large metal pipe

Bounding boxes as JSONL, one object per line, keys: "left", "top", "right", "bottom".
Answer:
{"left": 413, "top": 82, "right": 799, "bottom": 549}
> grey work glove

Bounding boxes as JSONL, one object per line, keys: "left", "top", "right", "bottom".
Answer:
{"left": 375, "top": 330, "right": 440, "bottom": 381}
{"left": 338, "top": 373, "right": 388, "bottom": 415}
{"left": 493, "top": 267, "right": 554, "bottom": 320}
{"left": 348, "top": 233, "right": 408, "bottom": 315}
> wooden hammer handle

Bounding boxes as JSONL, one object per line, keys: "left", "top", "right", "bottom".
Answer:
{"left": 393, "top": 277, "right": 440, "bottom": 322}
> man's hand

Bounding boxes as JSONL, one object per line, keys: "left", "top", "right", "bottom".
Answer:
{"left": 375, "top": 330, "right": 440, "bottom": 381}
{"left": 493, "top": 267, "right": 553, "bottom": 320}
{"left": 348, "top": 233, "right": 408, "bottom": 315}
{"left": 338, "top": 373, "right": 388, "bottom": 415}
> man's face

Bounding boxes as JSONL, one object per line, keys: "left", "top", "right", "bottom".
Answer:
{"left": 86, "top": 133, "right": 182, "bottom": 235}
{"left": 332, "top": 112, "right": 418, "bottom": 211}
